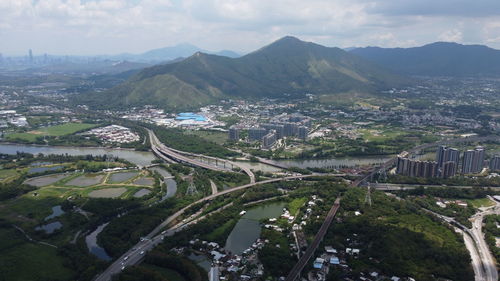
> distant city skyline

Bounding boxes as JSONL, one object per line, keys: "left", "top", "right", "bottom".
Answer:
{"left": 1, "top": 0, "right": 500, "bottom": 56}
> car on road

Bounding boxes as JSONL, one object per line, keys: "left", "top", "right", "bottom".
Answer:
{"left": 121, "top": 266, "right": 125, "bottom": 271}
{"left": 123, "top": 256, "right": 129, "bottom": 261}
{"left": 140, "top": 251, "right": 145, "bottom": 255}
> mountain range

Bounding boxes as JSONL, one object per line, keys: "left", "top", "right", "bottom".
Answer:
{"left": 350, "top": 42, "right": 500, "bottom": 76}
{"left": 77, "top": 36, "right": 407, "bottom": 110}
{"left": 103, "top": 43, "right": 240, "bottom": 63}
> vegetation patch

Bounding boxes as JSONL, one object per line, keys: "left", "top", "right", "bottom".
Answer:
{"left": 0, "top": 225, "right": 75, "bottom": 281}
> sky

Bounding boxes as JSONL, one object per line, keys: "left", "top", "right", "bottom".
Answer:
{"left": 1, "top": 0, "right": 500, "bottom": 56}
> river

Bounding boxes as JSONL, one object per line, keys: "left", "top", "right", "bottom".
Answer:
{"left": 0, "top": 143, "right": 156, "bottom": 167}
{"left": 149, "top": 166, "right": 177, "bottom": 199}
{"left": 86, "top": 223, "right": 112, "bottom": 261}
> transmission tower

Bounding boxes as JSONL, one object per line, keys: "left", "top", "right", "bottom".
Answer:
{"left": 364, "top": 183, "right": 372, "bottom": 206}
{"left": 379, "top": 168, "right": 387, "bottom": 181}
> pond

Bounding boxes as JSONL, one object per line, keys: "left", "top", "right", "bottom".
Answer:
{"left": 24, "top": 174, "right": 68, "bottom": 187}
{"left": 66, "top": 174, "right": 104, "bottom": 187}
{"left": 224, "top": 202, "right": 286, "bottom": 255}
{"left": 133, "top": 188, "right": 151, "bottom": 198}
{"left": 35, "top": 221, "right": 62, "bottom": 234}
{"left": 44, "top": 205, "right": 65, "bottom": 221}
{"left": 0, "top": 143, "right": 157, "bottom": 167}
{"left": 86, "top": 223, "right": 112, "bottom": 261}
{"left": 109, "top": 171, "right": 138, "bottom": 183}
{"left": 88, "top": 187, "right": 127, "bottom": 198}
{"left": 27, "top": 165, "right": 65, "bottom": 175}
{"left": 133, "top": 177, "right": 154, "bottom": 186}
{"left": 187, "top": 253, "right": 211, "bottom": 272}
{"left": 29, "top": 161, "right": 53, "bottom": 167}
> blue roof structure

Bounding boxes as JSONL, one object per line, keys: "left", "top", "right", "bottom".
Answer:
{"left": 175, "top": 112, "right": 207, "bottom": 121}
{"left": 330, "top": 256, "right": 340, "bottom": 265}
{"left": 313, "top": 258, "right": 325, "bottom": 269}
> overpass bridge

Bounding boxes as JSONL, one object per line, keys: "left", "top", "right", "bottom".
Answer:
{"left": 148, "top": 129, "right": 255, "bottom": 183}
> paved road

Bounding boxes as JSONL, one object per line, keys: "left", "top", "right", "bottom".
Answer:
{"left": 372, "top": 183, "right": 500, "bottom": 191}
{"left": 93, "top": 174, "right": 338, "bottom": 281}
{"left": 425, "top": 202, "right": 499, "bottom": 281}
{"left": 285, "top": 198, "right": 341, "bottom": 281}
{"left": 461, "top": 227, "right": 485, "bottom": 281}
{"left": 469, "top": 198, "right": 499, "bottom": 281}
{"left": 149, "top": 129, "right": 255, "bottom": 183}
{"left": 149, "top": 130, "right": 227, "bottom": 171}
{"left": 209, "top": 180, "right": 217, "bottom": 195}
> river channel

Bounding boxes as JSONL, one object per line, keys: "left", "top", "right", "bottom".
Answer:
{"left": 0, "top": 143, "right": 156, "bottom": 167}
{"left": 86, "top": 223, "right": 112, "bottom": 261}
{"left": 149, "top": 166, "right": 177, "bottom": 199}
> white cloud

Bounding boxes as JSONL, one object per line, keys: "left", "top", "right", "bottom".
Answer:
{"left": 0, "top": 0, "right": 499, "bottom": 55}
{"left": 438, "top": 29, "right": 463, "bottom": 42}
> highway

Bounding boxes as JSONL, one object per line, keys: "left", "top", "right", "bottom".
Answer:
{"left": 469, "top": 198, "right": 499, "bottom": 281}
{"left": 93, "top": 174, "right": 333, "bottom": 281}
{"left": 462, "top": 227, "right": 485, "bottom": 281}
{"left": 425, "top": 200, "right": 499, "bottom": 281}
{"left": 148, "top": 129, "right": 255, "bottom": 183}
{"left": 285, "top": 198, "right": 341, "bottom": 281}
{"left": 149, "top": 129, "right": 228, "bottom": 171}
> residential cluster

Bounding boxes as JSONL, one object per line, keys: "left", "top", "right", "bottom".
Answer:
{"left": 229, "top": 113, "right": 312, "bottom": 149}
{"left": 174, "top": 239, "right": 266, "bottom": 281}
{"left": 84, "top": 125, "right": 140, "bottom": 144}
{"left": 0, "top": 110, "right": 28, "bottom": 127}
{"left": 310, "top": 240, "right": 414, "bottom": 281}
{"left": 435, "top": 198, "right": 468, "bottom": 208}
{"left": 121, "top": 106, "right": 224, "bottom": 129}
{"left": 396, "top": 145, "right": 499, "bottom": 178}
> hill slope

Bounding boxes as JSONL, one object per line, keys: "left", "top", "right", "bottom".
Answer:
{"left": 78, "top": 36, "right": 407, "bottom": 110}
{"left": 351, "top": 42, "right": 500, "bottom": 76}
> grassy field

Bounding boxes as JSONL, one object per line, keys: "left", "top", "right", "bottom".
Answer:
{"left": 287, "top": 197, "right": 307, "bottom": 215}
{"left": 359, "top": 128, "right": 406, "bottom": 142}
{"left": 6, "top": 122, "right": 97, "bottom": 141}
{"left": 5, "top": 132, "right": 40, "bottom": 142}
{"left": 0, "top": 168, "right": 20, "bottom": 182}
{"left": 0, "top": 227, "right": 75, "bottom": 281}
{"left": 183, "top": 130, "right": 228, "bottom": 145}
{"left": 466, "top": 198, "right": 496, "bottom": 208}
